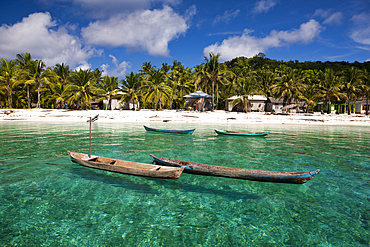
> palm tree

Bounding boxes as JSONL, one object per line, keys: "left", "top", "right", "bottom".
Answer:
{"left": 67, "top": 69, "right": 95, "bottom": 109}
{"left": 25, "top": 60, "right": 57, "bottom": 108}
{"left": 319, "top": 69, "right": 342, "bottom": 114}
{"left": 53, "top": 63, "right": 71, "bottom": 85}
{"left": 272, "top": 67, "right": 305, "bottom": 106}
{"left": 300, "top": 84, "right": 320, "bottom": 113}
{"left": 12, "top": 84, "right": 28, "bottom": 108}
{"left": 220, "top": 67, "right": 240, "bottom": 110}
{"left": 141, "top": 69, "right": 171, "bottom": 110}
{"left": 120, "top": 72, "right": 142, "bottom": 110}
{"left": 45, "top": 82, "right": 69, "bottom": 108}
{"left": 229, "top": 76, "right": 256, "bottom": 113}
{"left": 94, "top": 75, "right": 120, "bottom": 110}
{"left": 360, "top": 69, "right": 370, "bottom": 115}
{"left": 16, "top": 53, "right": 33, "bottom": 108}
{"left": 341, "top": 67, "right": 362, "bottom": 115}
{"left": 300, "top": 70, "right": 321, "bottom": 113}
{"left": 169, "top": 62, "right": 194, "bottom": 109}
{"left": 161, "top": 62, "right": 171, "bottom": 75}
{"left": 255, "top": 66, "right": 276, "bottom": 98}
{"left": 0, "top": 86, "right": 7, "bottom": 108}
{"left": 193, "top": 64, "right": 207, "bottom": 92}
{"left": 203, "top": 52, "right": 221, "bottom": 111}
{"left": 0, "top": 58, "right": 18, "bottom": 108}
{"left": 140, "top": 62, "right": 156, "bottom": 78}
{"left": 203, "top": 53, "right": 234, "bottom": 110}
{"left": 92, "top": 68, "right": 104, "bottom": 87}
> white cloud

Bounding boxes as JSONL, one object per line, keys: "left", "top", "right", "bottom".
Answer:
{"left": 350, "top": 27, "right": 370, "bottom": 45}
{"left": 313, "top": 9, "right": 330, "bottom": 19}
{"left": 203, "top": 29, "right": 263, "bottom": 61}
{"left": 82, "top": 5, "right": 195, "bottom": 57}
{"left": 203, "top": 19, "right": 322, "bottom": 62}
{"left": 101, "top": 54, "right": 131, "bottom": 78}
{"left": 350, "top": 13, "right": 370, "bottom": 45}
{"left": 0, "top": 12, "right": 100, "bottom": 69}
{"left": 75, "top": 61, "right": 92, "bottom": 71}
{"left": 213, "top": 10, "right": 240, "bottom": 25}
{"left": 323, "top": 12, "right": 343, "bottom": 25}
{"left": 252, "top": 0, "right": 277, "bottom": 14}
{"left": 313, "top": 9, "right": 343, "bottom": 25}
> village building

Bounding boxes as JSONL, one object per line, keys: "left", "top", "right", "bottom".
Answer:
{"left": 265, "top": 97, "right": 306, "bottom": 113}
{"left": 355, "top": 98, "right": 370, "bottom": 114}
{"left": 90, "top": 92, "right": 139, "bottom": 110}
{"left": 183, "top": 91, "right": 213, "bottom": 111}
{"left": 226, "top": 95, "right": 267, "bottom": 112}
{"left": 315, "top": 101, "right": 356, "bottom": 114}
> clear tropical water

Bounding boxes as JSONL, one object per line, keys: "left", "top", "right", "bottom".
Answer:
{"left": 0, "top": 121, "right": 369, "bottom": 246}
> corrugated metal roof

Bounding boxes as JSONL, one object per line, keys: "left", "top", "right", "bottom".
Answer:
{"left": 184, "top": 91, "right": 213, "bottom": 98}
{"left": 227, "top": 95, "right": 267, "bottom": 101}
{"left": 355, "top": 97, "right": 369, "bottom": 104}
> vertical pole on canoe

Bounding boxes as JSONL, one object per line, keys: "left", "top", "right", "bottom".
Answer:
{"left": 89, "top": 117, "right": 92, "bottom": 158}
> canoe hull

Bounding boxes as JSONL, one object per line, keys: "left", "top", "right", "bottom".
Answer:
{"left": 150, "top": 155, "right": 319, "bottom": 184}
{"left": 215, "top": 129, "right": 269, "bottom": 136}
{"left": 144, "top": 125, "right": 195, "bottom": 134}
{"left": 68, "top": 151, "right": 184, "bottom": 179}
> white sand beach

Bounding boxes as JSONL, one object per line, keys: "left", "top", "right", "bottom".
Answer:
{"left": 1, "top": 108, "right": 370, "bottom": 126}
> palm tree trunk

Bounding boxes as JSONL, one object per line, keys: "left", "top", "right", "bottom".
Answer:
{"left": 7, "top": 86, "right": 12, "bottom": 108}
{"left": 366, "top": 95, "right": 369, "bottom": 115}
{"left": 27, "top": 85, "right": 30, "bottom": 109}
{"left": 216, "top": 84, "right": 219, "bottom": 110}
{"left": 37, "top": 87, "right": 41, "bottom": 109}
{"left": 243, "top": 98, "right": 248, "bottom": 113}
{"left": 348, "top": 101, "right": 351, "bottom": 115}
{"left": 212, "top": 80, "right": 215, "bottom": 111}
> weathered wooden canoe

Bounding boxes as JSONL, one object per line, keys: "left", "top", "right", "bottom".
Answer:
{"left": 215, "top": 129, "right": 269, "bottom": 136}
{"left": 68, "top": 151, "right": 184, "bottom": 179}
{"left": 144, "top": 125, "right": 195, "bottom": 134}
{"left": 150, "top": 155, "right": 320, "bottom": 184}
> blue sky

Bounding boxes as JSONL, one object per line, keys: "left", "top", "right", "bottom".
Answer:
{"left": 0, "top": 0, "right": 369, "bottom": 78}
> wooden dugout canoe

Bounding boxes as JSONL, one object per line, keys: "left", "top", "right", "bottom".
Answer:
{"left": 68, "top": 151, "right": 184, "bottom": 180}
{"left": 215, "top": 129, "right": 270, "bottom": 136}
{"left": 144, "top": 125, "right": 195, "bottom": 134}
{"left": 150, "top": 155, "right": 320, "bottom": 184}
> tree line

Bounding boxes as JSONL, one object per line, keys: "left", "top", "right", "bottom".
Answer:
{"left": 1, "top": 52, "right": 370, "bottom": 114}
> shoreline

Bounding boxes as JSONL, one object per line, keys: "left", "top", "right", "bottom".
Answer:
{"left": 1, "top": 108, "right": 370, "bottom": 126}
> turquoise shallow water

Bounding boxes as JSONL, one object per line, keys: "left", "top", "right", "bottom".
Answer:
{"left": 0, "top": 121, "right": 369, "bottom": 246}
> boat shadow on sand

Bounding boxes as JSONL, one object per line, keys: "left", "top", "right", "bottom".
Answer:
{"left": 69, "top": 166, "right": 159, "bottom": 194}
{"left": 176, "top": 182, "right": 261, "bottom": 201}
{"left": 68, "top": 165, "right": 260, "bottom": 201}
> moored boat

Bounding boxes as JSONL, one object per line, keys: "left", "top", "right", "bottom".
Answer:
{"left": 68, "top": 151, "right": 184, "bottom": 179}
{"left": 150, "top": 155, "right": 319, "bottom": 184}
{"left": 144, "top": 125, "right": 195, "bottom": 134}
{"left": 215, "top": 129, "right": 269, "bottom": 136}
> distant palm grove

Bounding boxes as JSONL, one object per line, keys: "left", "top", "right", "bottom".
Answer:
{"left": 1, "top": 52, "right": 370, "bottom": 114}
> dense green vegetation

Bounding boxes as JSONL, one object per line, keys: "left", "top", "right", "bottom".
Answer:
{"left": 1, "top": 52, "right": 370, "bottom": 114}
